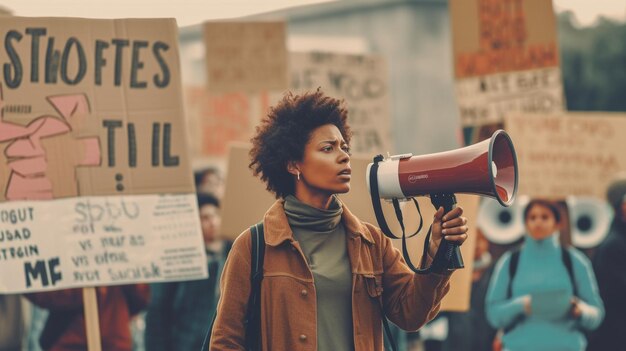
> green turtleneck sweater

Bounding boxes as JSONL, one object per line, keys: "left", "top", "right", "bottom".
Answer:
{"left": 284, "top": 195, "right": 354, "bottom": 351}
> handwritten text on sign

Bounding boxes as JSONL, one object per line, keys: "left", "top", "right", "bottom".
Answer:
{"left": 504, "top": 113, "right": 626, "bottom": 199}
{"left": 450, "top": 0, "right": 559, "bottom": 78}
{"left": 456, "top": 67, "right": 564, "bottom": 126}
{"left": 290, "top": 52, "right": 392, "bottom": 155}
{"left": 0, "top": 194, "right": 206, "bottom": 293}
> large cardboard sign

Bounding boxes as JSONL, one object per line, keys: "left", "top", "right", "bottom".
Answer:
{"left": 505, "top": 113, "right": 626, "bottom": 200}
{"left": 221, "top": 143, "right": 478, "bottom": 311}
{"left": 0, "top": 18, "right": 205, "bottom": 293}
{"left": 290, "top": 52, "right": 393, "bottom": 156}
{"left": 203, "top": 21, "right": 288, "bottom": 93}
{"left": 450, "top": 0, "right": 565, "bottom": 126}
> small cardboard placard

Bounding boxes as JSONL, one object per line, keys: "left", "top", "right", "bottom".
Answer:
{"left": 203, "top": 21, "right": 288, "bottom": 94}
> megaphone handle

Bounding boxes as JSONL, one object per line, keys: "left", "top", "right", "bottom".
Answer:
{"left": 430, "top": 193, "right": 465, "bottom": 271}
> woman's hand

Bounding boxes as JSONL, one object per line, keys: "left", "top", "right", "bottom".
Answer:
{"left": 569, "top": 297, "right": 582, "bottom": 319}
{"left": 429, "top": 206, "right": 468, "bottom": 258}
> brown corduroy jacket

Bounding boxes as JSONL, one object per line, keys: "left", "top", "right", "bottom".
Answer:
{"left": 210, "top": 200, "right": 451, "bottom": 351}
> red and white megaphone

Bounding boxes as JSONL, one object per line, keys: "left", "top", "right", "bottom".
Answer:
{"left": 367, "top": 130, "right": 518, "bottom": 273}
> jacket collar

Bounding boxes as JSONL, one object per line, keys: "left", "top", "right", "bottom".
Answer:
{"left": 264, "top": 198, "right": 375, "bottom": 247}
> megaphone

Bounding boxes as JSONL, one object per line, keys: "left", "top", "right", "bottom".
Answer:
{"left": 566, "top": 196, "right": 614, "bottom": 249}
{"left": 478, "top": 196, "right": 530, "bottom": 245}
{"left": 367, "top": 130, "right": 518, "bottom": 273}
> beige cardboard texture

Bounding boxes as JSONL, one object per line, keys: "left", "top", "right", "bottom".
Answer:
{"left": 203, "top": 21, "right": 288, "bottom": 93}
{"left": 221, "top": 143, "right": 478, "bottom": 311}
{"left": 450, "top": 0, "right": 559, "bottom": 78}
{"left": 183, "top": 86, "right": 275, "bottom": 158}
{"left": 289, "top": 52, "right": 393, "bottom": 156}
{"left": 505, "top": 113, "right": 626, "bottom": 200}
{"left": 0, "top": 18, "right": 194, "bottom": 201}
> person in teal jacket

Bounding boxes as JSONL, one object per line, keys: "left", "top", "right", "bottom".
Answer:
{"left": 485, "top": 199, "right": 604, "bottom": 351}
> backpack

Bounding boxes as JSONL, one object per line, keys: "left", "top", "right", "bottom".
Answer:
{"left": 503, "top": 246, "right": 577, "bottom": 332}
{"left": 200, "top": 222, "right": 264, "bottom": 351}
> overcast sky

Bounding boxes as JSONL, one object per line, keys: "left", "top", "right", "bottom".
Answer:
{"left": 0, "top": 0, "right": 624, "bottom": 27}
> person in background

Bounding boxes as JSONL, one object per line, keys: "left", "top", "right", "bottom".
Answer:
{"left": 0, "top": 294, "right": 28, "bottom": 351}
{"left": 587, "top": 175, "right": 626, "bottom": 351}
{"left": 25, "top": 285, "right": 149, "bottom": 351}
{"left": 195, "top": 167, "right": 225, "bottom": 199}
{"left": 145, "top": 193, "right": 230, "bottom": 351}
{"left": 210, "top": 90, "right": 469, "bottom": 350}
{"left": 485, "top": 200, "right": 604, "bottom": 351}
{"left": 443, "top": 230, "right": 497, "bottom": 351}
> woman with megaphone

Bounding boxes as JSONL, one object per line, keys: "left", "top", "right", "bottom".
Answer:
{"left": 207, "top": 90, "right": 469, "bottom": 351}
{"left": 486, "top": 199, "right": 604, "bottom": 351}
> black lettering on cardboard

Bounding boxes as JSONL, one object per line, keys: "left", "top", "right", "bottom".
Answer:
{"left": 45, "top": 37, "right": 61, "bottom": 84}
{"left": 25, "top": 28, "right": 46, "bottom": 83}
{"left": 95, "top": 40, "right": 109, "bottom": 86}
{"left": 130, "top": 40, "right": 148, "bottom": 88}
{"left": 152, "top": 123, "right": 160, "bottom": 166}
{"left": 163, "top": 123, "right": 179, "bottom": 166}
{"left": 152, "top": 41, "right": 170, "bottom": 88}
{"left": 111, "top": 39, "right": 129, "bottom": 86}
{"left": 60, "top": 37, "right": 87, "bottom": 85}
{"left": 103, "top": 120, "right": 123, "bottom": 167}
{"left": 128, "top": 123, "right": 137, "bottom": 167}
{"left": 4, "top": 30, "right": 23, "bottom": 89}
{"left": 24, "top": 260, "right": 48, "bottom": 288}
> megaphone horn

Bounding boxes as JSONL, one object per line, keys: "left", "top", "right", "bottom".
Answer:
{"left": 478, "top": 196, "right": 529, "bottom": 245}
{"left": 566, "top": 196, "right": 614, "bottom": 249}
{"left": 367, "top": 130, "right": 519, "bottom": 273}
{"left": 367, "top": 130, "right": 518, "bottom": 206}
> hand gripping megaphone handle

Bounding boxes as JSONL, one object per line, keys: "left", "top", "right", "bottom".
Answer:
{"left": 429, "top": 193, "right": 465, "bottom": 272}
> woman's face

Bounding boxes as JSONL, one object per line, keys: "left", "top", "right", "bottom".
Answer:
{"left": 295, "top": 124, "right": 351, "bottom": 196}
{"left": 525, "top": 204, "right": 558, "bottom": 240}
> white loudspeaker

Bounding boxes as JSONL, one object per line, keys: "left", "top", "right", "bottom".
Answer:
{"left": 566, "top": 196, "right": 614, "bottom": 249}
{"left": 478, "top": 195, "right": 530, "bottom": 245}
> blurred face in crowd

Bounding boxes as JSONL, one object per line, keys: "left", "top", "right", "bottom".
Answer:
{"left": 293, "top": 124, "right": 351, "bottom": 197}
{"left": 525, "top": 204, "right": 558, "bottom": 241}
{"left": 200, "top": 204, "right": 220, "bottom": 245}
{"left": 621, "top": 199, "right": 626, "bottom": 222}
{"left": 198, "top": 171, "right": 224, "bottom": 199}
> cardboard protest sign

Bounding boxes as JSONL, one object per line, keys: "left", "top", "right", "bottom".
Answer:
{"left": 221, "top": 143, "right": 478, "bottom": 311}
{"left": 450, "top": 0, "right": 565, "bottom": 126}
{"left": 203, "top": 21, "right": 288, "bottom": 93}
{"left": 184, "top": 86, "right": 274, "bottom": 158}
{"left": 289, "top": 52, "right": 393, "bottom": 156}
{"left": 0, "top": 18, "right": 205, "bottom": 293}
{"left": 505, "top": 113, "right": 626, "bottom": 200}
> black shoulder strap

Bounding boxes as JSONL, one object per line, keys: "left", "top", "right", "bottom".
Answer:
{"left": 561, "top": 247, "right": 578, "bottom": 297}
{"left": 506, "top": 250, "right": 520, "bottom": 299}
{"left": 245, "top": 222, "right": 264, "bottom": 351}
{"left": 200, "top": 222, "right": 265, "bottom": 351}
{"left": 503, "top": 249, "right": 522, "bottom": 333}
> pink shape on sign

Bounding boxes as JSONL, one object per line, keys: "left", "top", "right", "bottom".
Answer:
{"left": 1, "top": 93, "right": 102, "bottom": 201}
{"left": 9, "top": 156, "right": 47, "bottom": 176}
{"left": 6, "top": 173, "right": 53, "bottom": 201}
